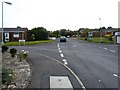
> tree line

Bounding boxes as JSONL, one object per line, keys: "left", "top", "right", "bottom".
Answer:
{"left": 27, "top": 26, "right": 118, "bottom": 41}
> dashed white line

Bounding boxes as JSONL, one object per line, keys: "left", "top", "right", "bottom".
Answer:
{"left": 110, "top": 50, "right": 115, "bottom": 53}
{"left": 59, "top": 50, "right": 62, "bottom": 53}
{"left": 37, "top": 53, "right": 86, "bottom": 90}
{"left": 113, "top": 74, "right": 119, "bottom": 78}
{"left": 63, "top": 59, "right": 66, "bottom": 62}
{"left": 58, "top": 47, "right": 61, "bottom": 50}
{"left": 60, "top": 54, "right": 64, "bottom": 57}
{"left": 64, "top": 61, "right": 68, "bottom": 65}
{"left": 57, "top": 43, "right": 60, "bottom": 48}
{"left": 104, "top": 48, "right": 108, "bottom": 50}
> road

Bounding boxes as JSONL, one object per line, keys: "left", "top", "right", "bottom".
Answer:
{"left": 11, "top": 38, "right": 119, "bottom": 89}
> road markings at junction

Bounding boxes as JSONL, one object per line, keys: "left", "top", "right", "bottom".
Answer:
{"left": 64, "top": 61, "right": 68, "bottom": 65}
{"left": 113, "top": 74, "right": 120, "bottom": 78}
{"left": 50, "top": 76, "right": 73, "bottom": 89}
{"left": 63, "top": 59, "right": 68, "bottom": 65}
{"left": 37, "top": 53, "right": 86, "bottom": 90}
{"left": 104, "top": 48, "right": 108, "bottom": 50}
{"left": 59, "top": 50, "right": 62, "bottom": 53}
{"left": 110, "top": 50, "right": 115, "bottom": 53}
{"left": 63, "top": 59, "right": 66, "bottom": 62}
{"left": 57, "top": 43, "right": 60, "bottom": 48}
{"left": 58, "top": 47, "right": 61, "bottom": 50}
{"left": 60, "top": 54, "right": 64, "bottom": 57}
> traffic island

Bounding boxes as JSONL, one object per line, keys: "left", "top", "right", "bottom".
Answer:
{"left": 2, "top": 51, "right": 32, "bottom": 89}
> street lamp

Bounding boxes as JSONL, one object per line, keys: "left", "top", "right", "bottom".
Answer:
{"left": 1, "top": 1, "right": 12, "bottom": 45}
{"left": 99, "top": 18, "right": 102, "bottom": 43}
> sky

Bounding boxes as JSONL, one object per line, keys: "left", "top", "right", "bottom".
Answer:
{"left": 0, "top": 0, "right": 119, "bottom": 31}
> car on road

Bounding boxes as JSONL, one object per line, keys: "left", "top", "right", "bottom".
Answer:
{"left": 60, "top": 36, "right": 66, "bottom": 42}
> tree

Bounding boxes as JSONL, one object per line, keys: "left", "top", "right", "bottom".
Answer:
{"left": 101, "top": 27, "right": 106, "bottom": 29}
{"left": 107, "top": 26, "right": 112, "bottom": 29}
{"left": 29, "top": 27, "right": 48, "bottom": 40}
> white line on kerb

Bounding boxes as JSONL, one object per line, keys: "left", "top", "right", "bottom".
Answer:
{"left": 110, "top": 50, "right": 115, "bottom": 53}
{"left": 60, "top": 54, "right": 64, "bottom": 57}
{"left": 104, "top": 48, "right": 108, "bottom": 50}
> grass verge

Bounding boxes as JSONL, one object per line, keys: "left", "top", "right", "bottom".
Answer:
{"left": 4, "top": 40, "right": 54, "bottom": 46}
{"left": 79, "top": 37, "right": 113, "bottom": 44}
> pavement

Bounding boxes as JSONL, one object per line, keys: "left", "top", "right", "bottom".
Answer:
{"left": 10, "top": 38, "right": 119, "bottom": 89}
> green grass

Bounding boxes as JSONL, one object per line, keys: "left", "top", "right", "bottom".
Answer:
{"left": 79, "top": 37, "right": 85, "bottom": 40}
{"left": 80, "top": 37, "right": 113, "bottom": 44}
{"left": 4, "top": 40, "right": 54, "bottom": 46}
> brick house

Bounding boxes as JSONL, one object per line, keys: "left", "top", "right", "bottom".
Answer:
{"left": 0, "top": 27, "right": 28, "bottom": 42}
{"left": 88, "top": 28, "right": 118, "bottom": 37}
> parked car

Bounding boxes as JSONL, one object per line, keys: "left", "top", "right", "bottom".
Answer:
{"left": 60, "top": 36, "right": 66, "bottom": 42}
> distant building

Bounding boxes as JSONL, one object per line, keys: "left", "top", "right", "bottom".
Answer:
{"left": 0, "top": 26, "right": 28, "bottom": 42}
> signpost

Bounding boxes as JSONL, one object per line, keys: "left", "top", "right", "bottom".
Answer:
{"left": 19, "top": 40, "right": 25, "bottom": 46}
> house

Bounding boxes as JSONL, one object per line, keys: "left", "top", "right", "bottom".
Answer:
{"left": 87, "top": 28, "right": 118, "bottom": 37}
{"left": 0, "top": 26, "right": 28, "bottom": 42}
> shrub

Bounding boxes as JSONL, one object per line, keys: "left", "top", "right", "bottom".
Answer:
{"left": 104, "top": 35, "right": 112, "bottom": 41}
{"left": 2, "top": 68, "right": 15, "bottom": 85}
{"left": 17, "top": 50, "right": 28, "bottom": 62}
{"left": 1, "top": 45, "right": 8, "bottom": 53}
{"left": 10, "top": 48, "right": 17, "bottom": 58}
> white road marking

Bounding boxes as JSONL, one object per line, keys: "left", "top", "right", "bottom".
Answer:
{"left": 113, "top": 74, "right": 120, "bottom": 78}
{"left": 59, "top": 50, "right": 62, "bottom": 53}
{"left": 63, "top": 59, "right": 66, "bottom": 62}
{"left": 64, "top": 61, "right": 68, "bottom": 65}
{"left": 104, "top": 48, "right": 108, "bottom": 50}
{"left": 57, "top": 43, "right": 60, "bottom": 48}
{"left": 50, "top": 76, "right": 73, "bottom": 88}
{"left": 58, "top": 47, "right": 61, "bottom": 50}
{"left": 110, "top": 50, "right": 115, "bottom": 53}
{"left": 60, "top": 54, "right": 64, "bottom": 57}
{"left": 37, "top": 53, "right": 86, "bottom": 90}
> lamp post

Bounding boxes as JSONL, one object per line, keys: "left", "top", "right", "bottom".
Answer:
{"left": 99, "top": 18, "right": 102, "bottom": 43}
{"left": 1, "top": 1, "right": 12, "bottom": 45}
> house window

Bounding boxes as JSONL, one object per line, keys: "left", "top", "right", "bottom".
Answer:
{"left": 13, "top": 32, "right": 19, "bottom": 38}
{"left": 5, "top": 32, "right": 9, "bottom": 42}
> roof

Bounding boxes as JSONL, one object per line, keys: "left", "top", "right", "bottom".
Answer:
{"left": 0, "top": 27, "right": 28, "bottom": 32}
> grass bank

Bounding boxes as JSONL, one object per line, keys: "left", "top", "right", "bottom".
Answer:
{"left": 79, "top": 37, "right": 113, "bottom": 44}
{"left": 4, "top": 40, "right": 54, "bottom": 46}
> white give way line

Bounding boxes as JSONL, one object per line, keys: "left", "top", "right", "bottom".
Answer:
{"left": 99, "top": 46, "right": 116, "bottom": 53}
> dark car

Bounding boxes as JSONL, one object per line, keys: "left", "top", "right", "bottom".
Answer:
{"left": 60, "top": 36, "right": 66, "bottom": 42}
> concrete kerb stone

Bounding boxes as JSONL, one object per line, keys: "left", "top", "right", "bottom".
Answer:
{"left": 25, "top": 57, "right": 33, "bottom": 88}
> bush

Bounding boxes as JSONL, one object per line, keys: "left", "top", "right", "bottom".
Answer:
{"left": 104, "top": 35, "right": 112, "bottom": 41}
{"left": 2, "top": 68, "right": 15, "bottom": 85}
{"left": 1, "top": 45, "right": 8, "bottom": 53}
{"left": 10, "top": 48, "right": 17, "bottom": 58}
{"left": 17, "top": 50, "right": 28, "bottom": 62}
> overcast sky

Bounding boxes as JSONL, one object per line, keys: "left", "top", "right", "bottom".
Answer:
{"left": 0, "top": 0, "right": 119, "bottom": 31}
